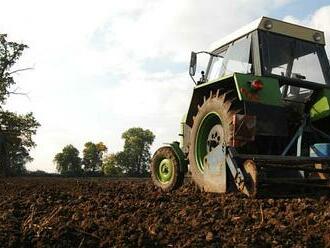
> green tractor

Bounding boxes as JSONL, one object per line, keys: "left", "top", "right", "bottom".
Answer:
{"left": 150, "top": 17, "right": 330, "bottom": 197}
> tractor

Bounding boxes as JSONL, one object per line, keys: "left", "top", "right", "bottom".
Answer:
{"left": 150, "top": 17, "right": 330, "bottom": 197}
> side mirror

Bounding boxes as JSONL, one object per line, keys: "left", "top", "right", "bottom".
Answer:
{"left": 189, "top": 52, "right": 197, "bottom": 76}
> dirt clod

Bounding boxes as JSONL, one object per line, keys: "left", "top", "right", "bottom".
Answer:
{"left": 206, "top": 231, "right": 214, "bottom": 241}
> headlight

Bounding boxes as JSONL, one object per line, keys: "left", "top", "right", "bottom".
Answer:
{"left": 264, "top": 20, "right": 273, "bottom": 30}
{"left": 313, "top": 32, "right": 322, "bottom": 42}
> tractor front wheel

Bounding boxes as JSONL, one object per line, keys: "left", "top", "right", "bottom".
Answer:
{"left": 150, "top": 146, "right": 184, "bottom": 192}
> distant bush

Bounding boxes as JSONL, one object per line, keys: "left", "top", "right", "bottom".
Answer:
{"left": 82, "top": 170, "right": 103, "bottom": 177}
{"left": 26, "top": 170, "right": 60, "bottom": 177}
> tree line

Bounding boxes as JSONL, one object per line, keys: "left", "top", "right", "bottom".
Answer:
{"left": 54, "top": 127, "right": 155, "bottom": 177}
{"left": 0, "top": 34, "right": 40, "bottom": 176}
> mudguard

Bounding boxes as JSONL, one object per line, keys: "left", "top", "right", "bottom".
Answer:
{"left": 166, "top": 142, "right": 188, "bottom": 173}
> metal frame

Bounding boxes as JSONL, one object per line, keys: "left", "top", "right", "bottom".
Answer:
{"left": 281, "top": 115, "right": 307, "bottom": 156}
{"left": 281, "top": 114, "right": 330, "bottom": 157}
{"left": 251, "top": 31, "right": 262, "bottom": 77}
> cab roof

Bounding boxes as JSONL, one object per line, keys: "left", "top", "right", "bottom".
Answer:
{"left": 209, "top": 16, "right": 325, "bottom": 52}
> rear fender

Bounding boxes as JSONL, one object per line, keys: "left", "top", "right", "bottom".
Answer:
{"left": 186, "top": 75, "right": 237, "bottom": 128}
{"left": 165, "top": 142, "right": 188, "bottom": 173}
{"left": 185, "top": 73, "right": 285, "bottom": 138}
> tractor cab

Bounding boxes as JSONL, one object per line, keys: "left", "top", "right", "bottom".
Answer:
{"left": 260, "top": 29, "right": 330, "bottom": 105}
{"left": 191, "top": 17, "right": 330, "bottom": 90}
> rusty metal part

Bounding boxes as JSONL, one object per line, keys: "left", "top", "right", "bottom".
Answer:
{"left": 255, "top": 163, "right": 330, "bottom": 196}
{"left": 227, "top": 147, "right": 330, "bottom": 197}
{"left": 226, "top": 154, "right": 246, "bottom": 194}
{"left": 232, "top": 114, "right": 256, "bottom": 146}
{"left": 313, "top": 163, "right": 329, "bottom": 180}
{"left": 243, "top": 160, "right": 258, "bottom": 197}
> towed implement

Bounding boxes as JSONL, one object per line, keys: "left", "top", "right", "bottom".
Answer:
{"left": 150, "top": 17, "right": 330, "bottom": 197}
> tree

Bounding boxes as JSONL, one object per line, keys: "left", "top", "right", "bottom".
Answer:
{"left": 82, "top": 141, "right": 107, "bottom": 172}
{"left": 117, "top": 127, "right": 155, "bottom": 177}
{"left": 0, "top": 34, "right": 28, "bottom": 102}
{"left": 0, "top": 111, "right": 40, "bottom": 175}
{"left": 0, "top": 34, "right": 40, "bottom": 176}
{"left": 54, "top": 145, "right": 82, "bottom": 176}
{"left": 102, "top": 153, "right": 123, "bottom": 177}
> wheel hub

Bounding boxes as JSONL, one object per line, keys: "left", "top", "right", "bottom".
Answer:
{"left": 195, "top": 112, "right": 223, "bottom": 173}
{"left": 207, "top": 124, "right": 224, "bottom": 153}
{"left": 157, "top": 159, "right": 173, "bottom": 183}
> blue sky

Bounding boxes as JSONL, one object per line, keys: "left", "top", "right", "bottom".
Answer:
{"left": 0, "top": 0, "right": 329, "bottom": 172}
{"left": 274, "top": 0, "right": 330, "bottom": 19}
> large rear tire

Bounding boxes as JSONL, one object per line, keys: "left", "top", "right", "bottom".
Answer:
{"left": 188, "top": 90, "right": 240, "bottom": 191}
{"left": 151, "top": 146, "right": 184, "bottom": 192}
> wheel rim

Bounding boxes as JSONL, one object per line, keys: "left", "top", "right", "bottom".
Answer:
{"left": 156, "top": 158, "right": 174, "bottom": 184}
{"left": 195, "top": 112, "right": 222, "bottom": 173}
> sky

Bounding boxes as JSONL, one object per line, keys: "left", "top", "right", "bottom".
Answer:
{"left": 0, "top": 0, "right": 330, "bottom": 172}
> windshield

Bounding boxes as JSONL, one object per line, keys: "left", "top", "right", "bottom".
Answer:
{"left": 207, "top": 35, "right": 252, "bottom": 82}
{"left": 260, "top": 31, "right": 330, "bottom": 85}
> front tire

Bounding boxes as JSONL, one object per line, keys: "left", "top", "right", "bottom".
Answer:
{"left": 150, "top": 146, "right": 184, "bottom": 192}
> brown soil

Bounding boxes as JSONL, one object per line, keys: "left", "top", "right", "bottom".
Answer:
{"left": 0, "top": 177, "right": 329, "bottom": 247}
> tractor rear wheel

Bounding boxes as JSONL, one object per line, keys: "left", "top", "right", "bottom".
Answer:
{"left": 150, "top": 146, "right": 184, "bottom": 192}
{"left": 188, "top": 90, "right": 240, "bottom": 191}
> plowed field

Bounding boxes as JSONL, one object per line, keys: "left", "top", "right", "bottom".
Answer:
{"left": 0, "top": 177, "right": 329, "bottom": 247}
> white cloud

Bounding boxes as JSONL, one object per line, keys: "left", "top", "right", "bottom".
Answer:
{"left": 0, "top": 0, "right": 310, "bottom": 172}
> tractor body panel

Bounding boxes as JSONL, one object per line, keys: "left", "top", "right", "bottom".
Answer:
{"left": 310, "top": 89, "right": 330, "bottom": 121}
{"left": 244, "top": 101, "right": 288, "bottom": 137}
{"left": 203, "top": 144, "right": 227, "bottom": 192}
{"left": 234, "top": 73, "right": 282, "bottom": 107}
{"left": 167, "top": 141, "right": 188, "bottom": 173}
